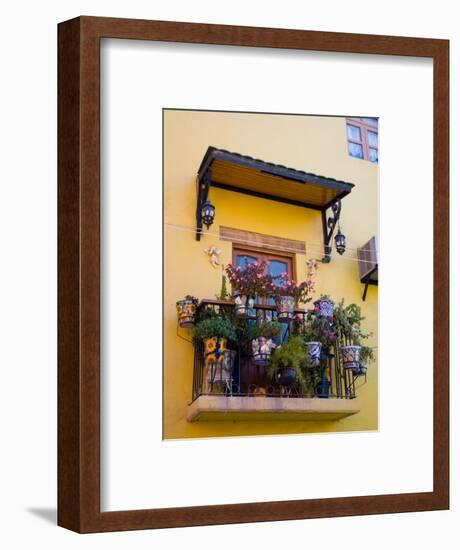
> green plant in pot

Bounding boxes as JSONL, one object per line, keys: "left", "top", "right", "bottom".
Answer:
{"left": 274, "top": 276, "right": 315, "bottom": 322}
{"left": 268, "top": 336, "right": 319, "bottom": 394}
{"left": 193, "top": 317, "right": 237, "bottom": 364}
{"left": 215, "top": 266, "right": 231, "bottom": 301}
{"left": 225, "top": 259, "right": 273, "bottom": 317}
{"left": 248, "top": 320, "right": 282, "bottom": 365}
{"left": 305, "top": 313, "right": 337, "bottom": 362}
{"left": 305, "top": 308, "right": 339, "bottom": 398}
{"left": 357, "top": 345, "right": 375, "bottom": 376}
{"left": 334, "top": 299, "right": 372, "bottom": 372}
{"left": 273, "top": 259, "right": 318, "bottom": 322}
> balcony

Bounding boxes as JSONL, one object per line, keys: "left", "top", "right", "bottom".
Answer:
{"left": 187, "top": 300, "right": 365, "bottom": 422}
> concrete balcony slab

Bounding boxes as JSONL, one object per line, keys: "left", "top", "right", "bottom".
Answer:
{"left": 187, "top": 395, "right": 360, "bottom": 422}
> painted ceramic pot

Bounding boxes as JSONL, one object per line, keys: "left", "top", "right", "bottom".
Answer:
{"left": 251, "top": 337, "right": 274, "bottom": 365}
{"left": 276, "top": 295, "right": 296, "bottom": 322}
{"left": 176, "top": 298, "right": 198, "bottom": 327}
{"left": 313, "top": 297, "right": 335, "bottom": 318}
{"left": 340, "top": 345, "right": 361, "bottom": 371}
{"left": 306, "top": 341, "right": 322, "bottom": 367}
{"left": 220, "top": 350, "right": 237, "bottom": 382}
{"left": 292, "top": 313, "right": 306, "bottom": 335}
{"left": 204, "top": 347, "right": 235, "bottom": 394}
{"left": 203, "top": 337, "right": 228, "bottom": 364}
{"left": 356, "top": 362, "right": 367, "bottom": 376}
{"left": 276, "top": 367, "right": 297, "bottom": 387}
{"left": 206, "top": 348, "right": 236, "bottom": 383}
{"left": 234, "top": 293, "right": 255, "bottom": 317}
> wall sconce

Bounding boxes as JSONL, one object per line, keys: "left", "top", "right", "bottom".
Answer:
{"left": 322, "top": 199, "right": 347, "bottom": 262}
{"left": 201, "top": 198, "right": 215, "bottom": 230}
{"left": 334, "top": 227, "right": 346, "bottom": 255}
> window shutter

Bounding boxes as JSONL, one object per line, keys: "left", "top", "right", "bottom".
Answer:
{"left": 357, "top": 236, "right": 378, "bottom": 282}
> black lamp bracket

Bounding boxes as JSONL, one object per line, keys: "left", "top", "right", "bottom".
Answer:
{"left": 196, "top": 170, "right": 211, "bottom": 241}
{"left": 321, "top": 199, "right": 342, "bottom": 262}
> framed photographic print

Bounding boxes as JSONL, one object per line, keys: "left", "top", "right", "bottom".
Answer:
{"left": 58, "top": 16, "right": 449, "bottom": 533}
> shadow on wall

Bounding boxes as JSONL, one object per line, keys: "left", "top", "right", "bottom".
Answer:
{"left": 26, "top": 507, "right": 56, "bottom": 525}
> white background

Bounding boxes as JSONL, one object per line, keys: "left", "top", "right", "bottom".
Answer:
{"left": 0, "top": 0, "right": 457, "bottom": 548}
{"left": 101, "top": 40, "right": 433, "bottom": 511}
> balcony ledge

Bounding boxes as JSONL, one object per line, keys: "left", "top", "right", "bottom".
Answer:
{"left": 187, "top": 395, "right": 360, "bottom": 422}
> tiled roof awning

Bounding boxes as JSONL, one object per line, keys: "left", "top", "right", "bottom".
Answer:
{"left": 197, "top": 146, "right": 355, "bottom": 211}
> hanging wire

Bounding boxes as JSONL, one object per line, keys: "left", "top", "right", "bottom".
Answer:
{"left": 164, "top": 222, "right": 376, "bottom": 264}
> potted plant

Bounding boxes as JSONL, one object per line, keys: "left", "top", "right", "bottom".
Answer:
{"left": 356, "top": 345, "right": 375, "bottom": 376}
{"left": 313, "top": 294, "right": 335, "bottom": 318}
{"left": 215, "top": 266, "right": 231, "bottom": 301}
{"left": 204, "top": 349, "right": 237, "bottom": 393}
{"left": 268, "top": 336, "right": 318, "bottom": 393}
{"left": 274, "top": 276, "right": 315, "bottom": 322}
{"left": 334, "top": 299, "right": 372, "bottom": 372}
{"left": 340, "top": 344, "right": 361, "bottom": 371}
{"left": 193, "top": 317, "right": 237, "bottom": 364}
{"left": 225, "top": 259, "right": 273, "bottom": 317}
{"left": 305, "top": 313, "right": 337, "bottom": 364}
{"left": 304, "top": 312, "right": 338, "bottom": 397}
{"left": 248, "top": 320, "right": 281, "bottom": 364}
{"left": 273, "top": 259, "right": 318, "bottom": 322}
{"left": 175, "top": 295, "right": 199, "bottom": 327}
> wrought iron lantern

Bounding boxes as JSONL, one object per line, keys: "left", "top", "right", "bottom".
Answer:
{"left": 201, "top": 198, "right": 215, "bottom": 230}
{"left": 322, "top": 199, "right": 348, "bottom": 262}
{"left": 334, "top": 227, "right": 346, "bottom": 255}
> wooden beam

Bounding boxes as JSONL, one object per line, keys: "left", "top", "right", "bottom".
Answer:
{"left": 219, "top": 226, "right": 306, "bottom": 254}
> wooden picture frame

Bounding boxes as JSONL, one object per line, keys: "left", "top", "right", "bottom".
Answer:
{"left": 58, "top": 16, "right": 449, "bottom": 533}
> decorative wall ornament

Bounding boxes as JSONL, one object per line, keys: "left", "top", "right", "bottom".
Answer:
{"left": 204, "top": 245, "right": 221, "bottom": 268}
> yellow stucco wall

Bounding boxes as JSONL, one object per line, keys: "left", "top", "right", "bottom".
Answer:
{"left": 163, "top": 109, "right": 378, "bottom": 439}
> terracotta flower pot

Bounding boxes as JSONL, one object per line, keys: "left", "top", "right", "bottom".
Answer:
{"left": 176, "top": 298, "right": 198, "bottom": 327}
{"left": 276, "top": 295, "right": 296, "bottom": 322}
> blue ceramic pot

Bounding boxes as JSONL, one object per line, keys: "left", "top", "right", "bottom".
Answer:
{"left": 313, "top": 297, "right": 335, "bottom": 318}
{"left": 306, "top": 341, "right": 322, "bottom": 367}
{"left": 277, "top": 367, "right": 297, "bottom": 387}
{"left": 315, "top": 380, "right": 331, "bottom": 398}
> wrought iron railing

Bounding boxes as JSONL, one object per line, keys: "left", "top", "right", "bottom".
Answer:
{"left": 190, "top": 299, "right": 366, "bottom": 403}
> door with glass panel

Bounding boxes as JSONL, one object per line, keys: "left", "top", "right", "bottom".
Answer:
{"left": 232, "top": 247, "right": 294, "bottom": 392}
{"left": 232, "top": 248, "right": 294, "bottom": 306}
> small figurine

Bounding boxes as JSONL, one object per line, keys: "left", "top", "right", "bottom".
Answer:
{"left": 204, "top": 245, "right": 221, "bottom": 268}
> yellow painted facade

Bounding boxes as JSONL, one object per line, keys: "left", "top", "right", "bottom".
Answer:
{"left": 164, "top": 109, "right": 378, "bottom": 439}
